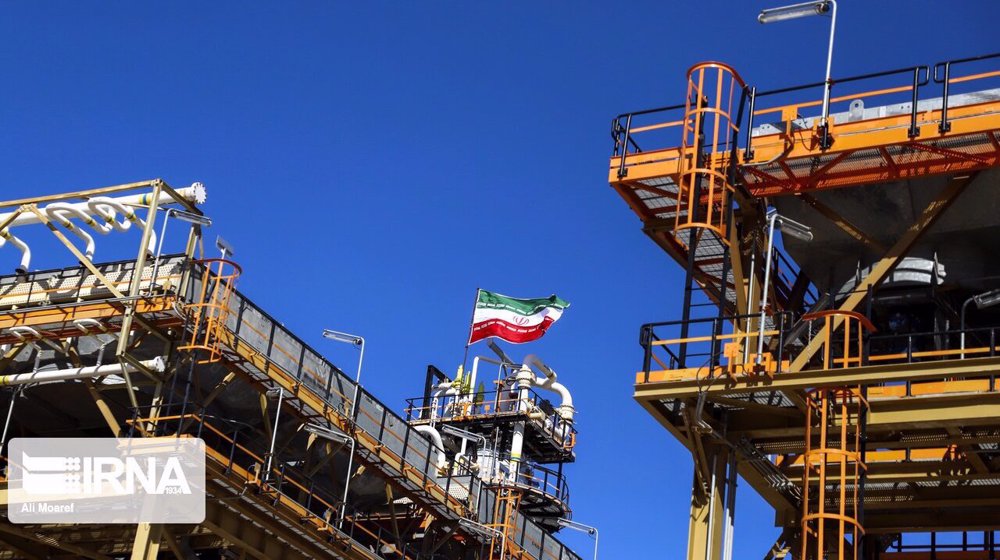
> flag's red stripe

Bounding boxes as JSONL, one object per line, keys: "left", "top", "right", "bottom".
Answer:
{"left": 468, "top": 317, "right": 555, "bottom": 345}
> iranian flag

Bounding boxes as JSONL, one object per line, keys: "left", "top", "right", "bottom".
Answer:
{"left": 468, "top": 290, "right": 570, "bottom": 345}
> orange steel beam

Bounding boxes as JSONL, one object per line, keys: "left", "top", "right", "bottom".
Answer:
{"left": 610, "top": 99, "right": 1000, "bottom": 198}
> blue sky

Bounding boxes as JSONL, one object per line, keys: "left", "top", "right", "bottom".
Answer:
{"left": 0, "top": 2, "right": 996, "bottom": 557}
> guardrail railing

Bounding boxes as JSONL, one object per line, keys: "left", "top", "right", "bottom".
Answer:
{"left": 611, "top": 51, "right": 1000, "bottom": 164}
{"left": 186, "top": 259, "right": 582, "bottom": 560}
{"left": 405, "top": 388, "right": 577, "bottom": 452}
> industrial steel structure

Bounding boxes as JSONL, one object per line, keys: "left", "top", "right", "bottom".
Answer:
{"left": 610, "top": 51, "right": 1000, "bottom": 559}
{"left": 0, "top": 180, "right": 584, "bottom": 560}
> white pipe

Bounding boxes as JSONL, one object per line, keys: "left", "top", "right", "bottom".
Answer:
{"left": 87, "top": 197, "right": 156, "bottom": 255}
{"left": 0, "top": 357, "right": 165, "bottom": 387}
{"left": 7, "top": 326, "right": 63, "bottom": 353}
{"left": 524, "top": 354, "right": 574, "bottom": 422}
{"left": 429, "top": 381, "right": 459, "bottom": 421}
{"left": 89, "top": 198, "right": 140, "bottom": 232}
{"left": 508, "top": 366, "right": 534, "bottom": 474}
{"left": 744, "top": 251, "right": 757, "bottom": 361}
{"left": 45, "top": 204, "right": 97, "bottom": 260}
{"left": 757, "top": 212, "right": 779, "bottom": 365}
{"left": 413, "top": 424, "right": 447, "bottom": 471}
{"left": 0, "top": 230, "right": 30, "bottom": 274}
{"left": 467, "top": 355, "right": 480, "bottom": 403}
{"left": 49, "top": 203, "right": 112, "bottom": 234}
{"left": 0, "top": 184, "right": 206, "bottom": 230}
{"left": 722, "top": 453, "right": 738, "bottom": 560}
{"left": 264, "top": 389, "right": 284, "bottom": 481}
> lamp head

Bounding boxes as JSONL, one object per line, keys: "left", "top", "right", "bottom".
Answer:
{"left": 759, "top": 0, "right": 830, "bottom": 24}
{"left": 773, "top": 214, "right": 814, "bottom": 243}
{"left": 168, "top": 208, "right": 212, "bottom": 227}
{"left": 973, "top": 288, "right": 1000, "bottom": 310}
{"left": 323, "top": 329, "right": 363, "bottom": 346}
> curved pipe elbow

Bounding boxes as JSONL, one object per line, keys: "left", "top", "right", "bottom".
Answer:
{"left": 87, "top": 198, "right": 134, "bottom": 231}
{"left": 524, "top": 354, "right": 555, "bottom": 383}
{"left": 0, "top": 230, "right": 31, "bottom": 274}
{"left": 547, "top": 380, "right": 574, "bottom": 420}
{"left": 45, "top": 206, "right": 96, "bottom": 260}
{"left": 85, "top": 198, "right": 156, "bottom": 256}
{"left": 413, "top": 424, "right": 447, "bottom": 470}
{"left": 522, "top": 354, "right": 574, "bottom": 422}
{"left": 49, "top": 202, "right": 111, "bottom": 234}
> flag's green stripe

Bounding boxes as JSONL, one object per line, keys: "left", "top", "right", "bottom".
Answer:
{"left": 476, "top": 290, "right": 569, "bottom": 316}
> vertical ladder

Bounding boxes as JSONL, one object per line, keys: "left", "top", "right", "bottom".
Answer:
{"left": 800, "top": 312, "right": 872, "bottom": 560}
{"left": 179, "top": 258, "right": 241, "bottom": 363}
{"left": 676, "top": 63, "right": 748, "bottom": 366}
{"left": 489, "top": 487, "right": 524, "bottom": 560}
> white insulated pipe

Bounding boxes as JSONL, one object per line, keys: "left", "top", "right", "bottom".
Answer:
{"left": 524, "top": 354, "right": 574, "bottom": 422}
{"left": 0, "top": 184, "right": 204, "bottom": 272}
{"left": 413, "top": 424, "right": 447, "bottom": 471}
{"left": 45, "top": 203, "right": 99, "bottom": 260}
{"left": 508, "top": 366, "right": 534, "bottom": 474}
{"left": 0, "top": 357, "right": 165, "bottom": 387}
{"left": 429, "top": 381, "right": 459, "bottom": 421}
{"left": 0, "top": 184, "right": 206, "bottom": 229}
{"left": 0, "top": 230, "right": 30, "bottom": 274}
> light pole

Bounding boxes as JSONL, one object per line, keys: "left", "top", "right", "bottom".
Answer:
{"left": 960, "top": 289, "right": 1000, "bottom": 358}
{"left": 759, "top": 0, "right": 838, "bottom": 148}
{"left": 151, "top": 208, "right": 212, "bottom": 290}
{"left": 557, "top": 518, "right": 599, "bottom": 560}
{"left": 322, "top": 329, "right": 365, "bottom": 527}
{"left": 756, "top": 210, "right": 813, "bottom": 365}
{"left": 263, "top": 387, "right": 284, "bottom": 482}
{"left": 302, "top": 422, "right": 354, "bottom": 527}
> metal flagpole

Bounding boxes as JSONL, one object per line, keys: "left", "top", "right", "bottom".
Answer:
{"left": 462, "top": 288, "right": 481, "bottom": 371}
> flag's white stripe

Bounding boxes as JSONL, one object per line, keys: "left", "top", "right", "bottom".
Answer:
{"left": 472, "top": 306, "right": 563, "bottom": 328}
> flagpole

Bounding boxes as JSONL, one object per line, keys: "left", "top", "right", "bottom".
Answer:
{"left": 462, "top": 288, "right": 481, "bottom": 371}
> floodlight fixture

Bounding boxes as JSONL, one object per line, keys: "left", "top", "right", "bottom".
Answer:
{"left": 961, "top": 288, "right": 1000, "bottom": 357}
{"left": 303, "top": 423, "right": 352, "bottom": 445}
{"left": 169, "top": 209, "right": 212, "bottom": 226}
{"left": 758, "top": 0, "right": 838, "bottom": 148}
{"left": 458, "top": 518, "right": 502, "bottom": 540}
{"left": 322, "top": 327, "right": 365, "bottom": 529}
{"left": 557, "top": 518, "right": 599, "bottom": 560}
{"left": 151, "top": 207, "right": 212, "bottom": 288}
{"left": 774, "top": 214, "right": 814, "bottom": 242}
{"left": 758, "top": 0, "right": 830, "bottom": 23}
{"left": 973, "top": 289, "right": 1000, "bottom": 310}
{"left": 322, "top": 330, "right": 364, "bottom": 347}
{"left": 440, "top": 424, "right": 488, "bottom": 446}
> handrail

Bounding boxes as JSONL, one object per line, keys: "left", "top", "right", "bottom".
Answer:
{"left": 639, "top": 311, "right": 796, "bottom": 382}
{"left": 124, "top": 409, "right": 417, "bottom": 559}
{"left": 933, "top": 52, "right": 1000, "bottom": 133}
{"left": 189, "top": 261, "right": 582, "bottom": 560}
{"left": 405, "top": 388, "right": 577, "bottom": 453}
{"left": 612, "top": 50, "right": 1000, "bottom": 180}
{"left": 611, "top": 103, "right": 687, "bottom": 178}
{"left": 748, "top": 64, "right": 929, "bottom": 152}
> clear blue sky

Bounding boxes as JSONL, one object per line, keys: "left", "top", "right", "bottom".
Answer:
{"left": 0, "top": 2, "right": 996, "bottom": 558}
